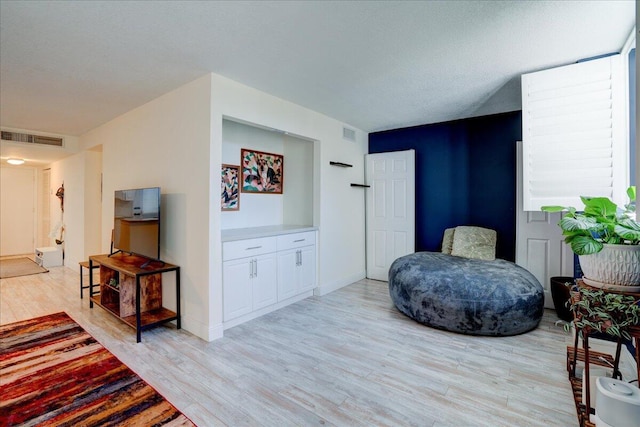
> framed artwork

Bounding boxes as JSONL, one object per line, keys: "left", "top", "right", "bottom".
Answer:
{"left": 241, "top": 148, "right": 283, "bottom": 194}
{"left": 221, "top": 164, "right": 240, "bottom": 211}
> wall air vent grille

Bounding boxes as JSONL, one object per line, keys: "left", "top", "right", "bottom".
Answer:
{"left": 1, "top": 131, "right": 64, "bottom": 147}
{"left": 342, "top": 127, "right": 356, "bottom": 142}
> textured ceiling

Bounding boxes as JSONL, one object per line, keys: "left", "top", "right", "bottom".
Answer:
{"left": 0, "top": 0, "right": 635, "bottom": 140}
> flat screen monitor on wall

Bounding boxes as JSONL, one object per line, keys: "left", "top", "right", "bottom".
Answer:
{"left": 112, "top": 187, "right": 161, "bottom": 261}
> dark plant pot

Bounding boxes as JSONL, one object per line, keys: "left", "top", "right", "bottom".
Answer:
{"left": 550, "top": 276, "right": 574, "bottom": 322}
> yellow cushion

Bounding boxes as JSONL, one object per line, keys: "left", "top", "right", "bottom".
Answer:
{"left": 441, "top": 228, "right": 456, "bottom": 254}
{"left": 451, "top": 226, "right": 497, "bottom": 261}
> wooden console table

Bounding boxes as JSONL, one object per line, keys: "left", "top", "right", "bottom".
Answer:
{"left": 89, "top": 253, "right": 181, "bottom": 343}
{"left": 566, "top": 280, "right": 640, "bottom": 427}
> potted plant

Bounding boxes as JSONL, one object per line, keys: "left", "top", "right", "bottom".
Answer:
{"left": 542, "top": 186, "right": 640, "bottom": 291}
{"left": 569, "top": 286, "right": 640, "bottom": 341}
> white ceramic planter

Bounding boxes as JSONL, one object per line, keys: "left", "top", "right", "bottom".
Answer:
{"left": 579, "top": 244, "right": 640, "bottom": 292}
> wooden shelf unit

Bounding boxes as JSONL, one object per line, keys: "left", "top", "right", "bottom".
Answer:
{"left": 566, "top": 280, "right": 640, "bottom": 427}
{"left": 89, "top": 253, "right": 181, "bottom": 342}
{"left": 566, "top": 346, "right": 615, "bottom": 427}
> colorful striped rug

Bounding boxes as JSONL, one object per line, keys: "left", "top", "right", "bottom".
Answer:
{"left": 0, "top": 312, "right": 195, "bottom": 426}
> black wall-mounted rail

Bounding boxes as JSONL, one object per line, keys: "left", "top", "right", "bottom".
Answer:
{"left": 330, "top": 161, "right": 353, "bottom": 168}
{"left": 350, "top": 183, "right": 370, "bottom": 188}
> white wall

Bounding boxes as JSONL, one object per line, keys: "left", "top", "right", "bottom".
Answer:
{"left": 81, "top": 74, "right": 213, "bottom": 340}
{"left": 49, "top": 152, "right": 85, "bottom": 267}
{"left": 84, "top": 150, "right": 102, "bottom": 258}
{"left": 0, "top": 127, "right": 81, "bottom": 160}
{"left": 76, "top": 72, "right": 366, "bottom": 342}
{"left": 0, "top": 166, "right": 37, "bottom": 255}
{"left": 221, "top": 119, "right": 285, "bottom": 228}
{"left": 209, "top": 73, "right": 368, "bottom": 338}
{"left": 0, "top": 130, "right": 80, "bottom": 258}
{"left": 282, "top": 134, "right": 314, "bottom": 226}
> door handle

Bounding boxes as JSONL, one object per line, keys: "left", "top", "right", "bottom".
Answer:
{"left": 249, "top": 259, "right": 253, "bottom": 278}
{"left": 254, "top": 259, "right": 258, "bottom": 277}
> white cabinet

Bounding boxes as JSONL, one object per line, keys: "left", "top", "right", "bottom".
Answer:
{"left": 277, "top": 249, "right": 299, "bottom": 301}
{"left": 222, "top": 229, "right": 317, "bottom": 327}
{"left": 222, "top": 237, "right": 278, "bottom": 322}
{"left": 298, "top": 245, "right": 316, "bottom": 292}
{"left": 276, "top": 231, "right": 316, "bottom": 301}
{"left": 252, "top": 254, "right": 278, "bottom": 309}
{"left": 222, "top": 258, "right": 253, "bottom": 320}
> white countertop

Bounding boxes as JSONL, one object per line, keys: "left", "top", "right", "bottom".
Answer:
{"left": 221, "top": 225, "right": 317, "bottom": 242}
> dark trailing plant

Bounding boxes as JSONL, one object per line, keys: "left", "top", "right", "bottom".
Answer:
{"left": 542, "top": 186, "right": 639, "bottom": 255}
{"left": 568, "top": 286, "right": 640, "bottom": 340}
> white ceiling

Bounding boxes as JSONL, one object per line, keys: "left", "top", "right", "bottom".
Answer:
{"left": 0, "top": 1, "right": 635, "bottom": 164}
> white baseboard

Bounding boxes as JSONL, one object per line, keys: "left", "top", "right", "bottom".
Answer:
{"left": 180, "top": 314, "right": 223, "bottom": 342}
{"left": 314, "top": 270, "right": 366, "bottom": 296}
{"left": 207, "top": 323, "right": 224, "bottom": 342}
{"left": 223, "top": 291, "right": 313, "bottom": 330}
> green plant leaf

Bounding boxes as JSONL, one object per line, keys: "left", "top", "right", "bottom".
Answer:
{"left": 541, "top": 205, "right": 566, "bottom": 213}
{"left": 617, "top": 217, "right": 640, "bottom": 231}
{"left": 559, "top": 215, "right": 598, "bottom": 231}
{"left": 614, "top": 223, "right": 640, "bottom": 241}
{"left": 627, "top": 186, "right": 637, "bottom": 202}
{"left": 571, "top": 236, "right": 603, "bottom": 255}
{"left": 581, "top": 196, "right": 618, "bottom": 219}
{"left": 570, "top": 288, "right": 640, "bottom": 339}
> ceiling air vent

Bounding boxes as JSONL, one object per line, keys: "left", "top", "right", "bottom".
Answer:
{"left": 342, "top": 126, "right": 356, "bottom": 142}
{"left": 1, "top": 131, "right": 64, "bottom": 147}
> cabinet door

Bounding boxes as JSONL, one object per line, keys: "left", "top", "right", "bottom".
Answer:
{"left": 298, "top": 245, "right": 316, "bottom": 292}
{"left": 253, "top": 253, "right": 277, "bottom": 310}
{"left": 277, "top": 249, "right": 298, "bottom": 301}
{"left": 223, "top": 258, "right": 253, "bottom": 321}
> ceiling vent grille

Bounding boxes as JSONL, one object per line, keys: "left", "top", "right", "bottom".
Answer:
{"left": 342, "top": 127, "right": 356, "bottom": 142}
{"left": 1, "top": 131, "right": 64, "bottom": 147}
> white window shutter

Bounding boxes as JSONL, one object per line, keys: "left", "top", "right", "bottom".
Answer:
{"left": 521, "top": 55, "right": 626, "bottom": 211}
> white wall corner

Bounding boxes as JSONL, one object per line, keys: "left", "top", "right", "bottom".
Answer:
{"left": 621, "top": 344, "right": 638, "bottom": 383}
{"left": 207, "top": 323, "right": 224, "bottom": 342}
{"left": 314, "top": 270, "right": 367, "bottom": 296}
{"left": 181, "top": 314, "right": 223, "bottom": 342}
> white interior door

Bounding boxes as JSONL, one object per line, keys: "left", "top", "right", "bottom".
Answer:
{"left": 1, "top": 167, "right": 36, "bottom": 256}
{"left": 365, "top": 150, "right": 415, "bottom": 281}
{"left": 515, "top": 141, "right": 574, "bottom": 308}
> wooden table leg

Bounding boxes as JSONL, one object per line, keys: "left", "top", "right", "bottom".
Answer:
{"left": 136, "top": 275, "right": 141, "bottom": 343}
{"left": 79, "top": 264, "right": 84, "bottom": 299}
{"left": 613, "top": 338, "right": 623, "bottom": 379}
{"left": 571, "top": 327, "right": 580, "bottom": 377}
{"left": 584, "top": 333, "right": 592, "bottom": 420}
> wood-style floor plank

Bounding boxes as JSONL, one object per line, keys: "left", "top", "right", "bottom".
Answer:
{"left": 0, "top": 262, "right": 578, "bottom": 426}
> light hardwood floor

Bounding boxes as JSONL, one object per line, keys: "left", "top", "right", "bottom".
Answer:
{"left": 0, "top": 262, "right": 578, "bottom": 426}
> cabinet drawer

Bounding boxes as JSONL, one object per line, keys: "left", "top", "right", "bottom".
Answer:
{"left": 223, "top": 237, "right": 276, "bottom": 261}
{"left": 276, "top": 231, "right": 316, "bottom": 251}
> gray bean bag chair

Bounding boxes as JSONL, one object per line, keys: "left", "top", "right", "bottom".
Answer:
{"left": 388, "top": 228, "right": 544, "bottom": 336}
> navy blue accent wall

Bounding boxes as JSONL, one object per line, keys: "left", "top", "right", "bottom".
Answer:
{"left": 467, "top": 114, "right": 520, "bottom": 261}
{"left": 369, "top": 111, "right": 522, "bottom": 261}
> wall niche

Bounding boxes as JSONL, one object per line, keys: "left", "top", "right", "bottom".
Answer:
{"left": 221, "top": 118, "right": 314, "bottom": 230}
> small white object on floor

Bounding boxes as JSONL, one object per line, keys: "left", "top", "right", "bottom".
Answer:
{"left": 35, "top": 246, "right": 63, "bottom": 268}
{"left": 595, "top": 377, "right": 640, "bottom": 427}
